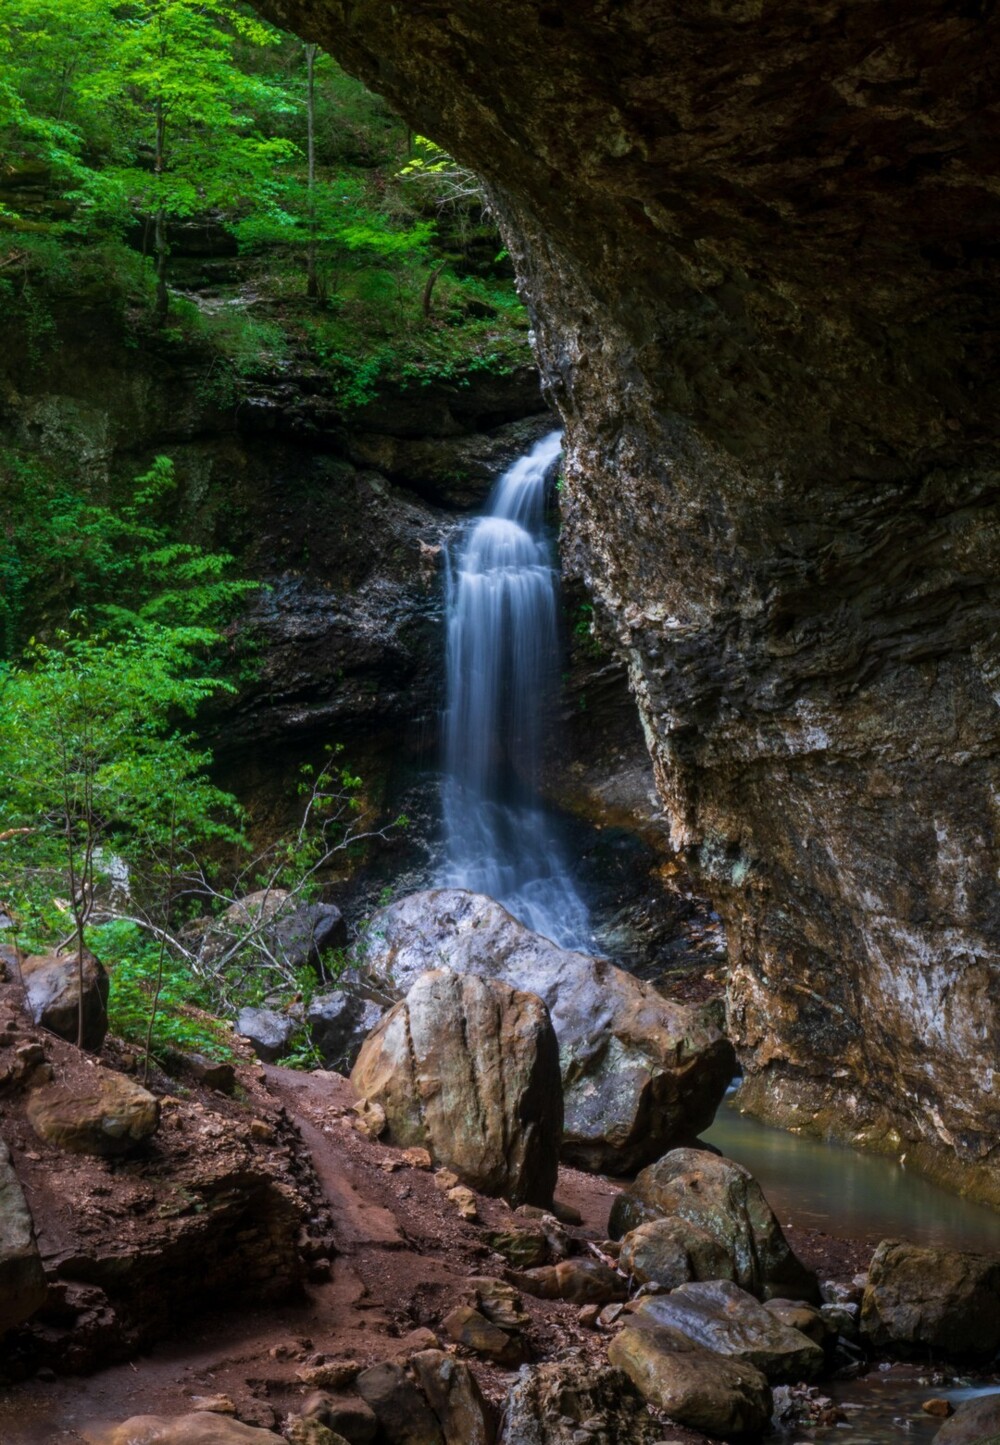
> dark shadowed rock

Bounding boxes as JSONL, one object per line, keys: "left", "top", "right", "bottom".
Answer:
{"left": 351, "top": 969, "right": 561, "bottom": 1207}
{"left": 609, "top": 1148, "right": 817, "bottom": 1301}
{"left": 355, "top": 1362, "right": 444, "bottom": 1445}
{"left": 307, "top": 991, "right": 383, "bottom": 1073}
{"left": 21, "top": 949, "right": 109, "bottom": 1051}
{"left": 357, "top": 890, "right": 732, "bottom": 1173}
{"left": 236, "top": 1007, "right": 296, "bottom": 1064}
{"left": 410, "top": 1349, "right": 498, "bottom": 1445}
{"left": 861, "top": 1240, "right": 1000, "bottom": 1358}
{"left": 0, "top": 1138, "right": 48, "bottom": 1334}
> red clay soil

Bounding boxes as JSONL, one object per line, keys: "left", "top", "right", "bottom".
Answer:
{"left": 0, "top": 977, "right": 868, "bottom": 1445}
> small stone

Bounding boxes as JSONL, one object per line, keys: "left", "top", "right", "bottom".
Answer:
{"left": 380, "top": 1158, "right": 404, "bottom": 1173}
{"left": 190, "top": 1395, "right": 236, "bottom": 1414}
{"left": 486, "top": 1226, "right": 549, "bottom": 1268}
{"left": 443, "top": 1304, "right": 527, "bottom": 1365}
{"left": 551, "top": 1198, "right": 583, "bottom": 1226}
{"left": 402, "top": 1146, "right": 433, "bottom": 1170}
{"left": 598, "top": 1303, "right": 624, "bottom": 1328}
{"left": 447, "top": 1185, "right": 479, "bottom": 1221}
{"left": 923, "top": 1399, "right": 954, "bottom": 1417}
{"left": 249, "top": 1118, "right": 274, "bottom": 1141}
{"left": 296, "top": 1361, "right": 361, "bottom": 1390}
{"left": 468, "top": 1277, "right": 530, "bottom": 1330}
{"left": 435, "top": 1169, "right": 461, "bottom": 1193}
{"left": 351, "top": 1099, "right": 387, "bottom": 1140}
{"left": 579, "top": 1304, "right": 601, "bottom": 1328}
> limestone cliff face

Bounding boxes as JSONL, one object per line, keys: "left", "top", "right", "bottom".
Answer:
{"left": 258, "top": 1, "right": 1000, "bottom": 1196}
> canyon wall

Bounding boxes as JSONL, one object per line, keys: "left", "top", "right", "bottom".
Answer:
{"left": 258, "top": 0, "right": 1000, "bottom": 1196}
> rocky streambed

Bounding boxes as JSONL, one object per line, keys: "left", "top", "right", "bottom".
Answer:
{"left": 3, "top": 899, "right": 1000, "bottom": 1445}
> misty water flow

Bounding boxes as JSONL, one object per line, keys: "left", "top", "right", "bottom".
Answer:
{"left": 440, "top": 430, "right": 591, "bottom": 950}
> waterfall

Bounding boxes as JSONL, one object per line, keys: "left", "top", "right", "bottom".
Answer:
{"left": 440, "top": 429, "right": 591, "bottom": 950}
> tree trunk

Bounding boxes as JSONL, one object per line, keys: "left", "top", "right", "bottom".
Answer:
{"left": 305, "top": 43, "right": 318, "bottom": 300}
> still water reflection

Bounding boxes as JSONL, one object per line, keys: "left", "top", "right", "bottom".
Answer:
{"left": 703, "top": 1096, "right": 1000, "bottom": 1253}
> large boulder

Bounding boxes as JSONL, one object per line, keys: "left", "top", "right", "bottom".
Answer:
{"left": 934, "top": 1395, "right": 1000, "bottom": 1445}
{"left": 410, "top": 1349, "right": 498, "bottom": 1445}
{"left": 861, "top": 1240, "right": 1000, "bottom": 1358}
{"left": 608, "top": 1322, "right": 773, "bottom": 1438}
{"left": 356, "top": 889, "right": 733, "bottom": 1173}
{"left": 0, "top": 1138, "right": 48, "bottom": 1334}
{"left": 307, "top": 990, "right": 384, "bottom": 1072}
{"left": 629, "top": 1280, "right": 825, "bottom": 1382}
{"left": 21, "top": 948, "right": 109, "bottom": 1051}
{"left": 351, "top": 969, "right": 562, "bottom": 1206}
{"left": 85, "top": 1415, "right": 282, "bottom": 1444}
{"left": 27, "top": 1070, "right": 160, "bottom": 1156}
{"left": 499, "top": 1360, "right": 663, "bottom": 1445}
{"left": 609, "top": 1148, "right": 817, "bottom": 1301}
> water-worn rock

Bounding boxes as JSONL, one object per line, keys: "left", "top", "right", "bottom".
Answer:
{"left": 86, "top": 1415, "right": 283, "bottom": 1443}
{"left": 356, "top": 890, "right": 732, "bottom": 1173}
{"left": 609, "top": 1148, "right": 817, "bottom": 1301}
{"left": 263, "top": 0, "right": 1000, "bottom": 1206}
{"left": 500, "top": 1360, "right": 663, "bottom": 1445}
{"left": 619, "top": 1215, "right": 736, "bottom": 1292}
{"left": 0, "top": 1137, "right": 48, "bottom": 1334}
{"left": 631, "top": 1280, "right": 825, "bottom": 1382}
{"left": 27, "top": 1071, "right": 160, "bottom": 1156}
{"left": 236, "top": 1007, "right": 296, "bottom": 1064}
{"left": 410, "top": 1349, "right": 498, "bottom": 1445}
{"left": 861, "top": 1240, "right": 1000, "bottom": 1358}
{"left": 307, "top": 991, "right": 383, "bottom": 1073}
{"left": 351, "top": 969, "right": 561, "bottom": 1206}
{"left": 934, "top": 1394, "right": 1000, "bottom": 1445}
{"left": 21, "top": 949, "right": 109, "bottom": 1051}
{"left": 609, "top": 1322, "right": 773, "bottom": 1437}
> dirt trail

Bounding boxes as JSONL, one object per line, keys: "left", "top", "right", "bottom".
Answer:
{"left": 0, "top": 1062, "right": 623, "bottom": 1443}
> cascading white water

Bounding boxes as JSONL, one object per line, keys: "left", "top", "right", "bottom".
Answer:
{"left": 440, "top": 430, "right": 591, "bottom": 950}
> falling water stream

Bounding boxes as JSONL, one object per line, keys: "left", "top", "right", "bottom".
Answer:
{"left": 440, "top": 430, "right": 591, "bottom": 950}
{"left": 437, "top": 435, "right": 1000, "bottom": 1445}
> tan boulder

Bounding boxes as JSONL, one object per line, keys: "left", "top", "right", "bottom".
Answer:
{"left": 356, "top": 889, "right": 733, "bottom": 1173}
{"left": 27, "top": 1069, "right": 160, "bottom": 1156}
{"left": 351, "top": 969, "right": 561, "bottom": 1207}
{"left": 609, "top": 1322, "right": 773, "bottom": 1437}
{"left": 21, "top": 948, "right": 109, "bottom": 1051}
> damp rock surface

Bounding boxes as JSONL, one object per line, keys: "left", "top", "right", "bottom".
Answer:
{"left": 257, "top": 0, "right": 1000, "bottom": 1201}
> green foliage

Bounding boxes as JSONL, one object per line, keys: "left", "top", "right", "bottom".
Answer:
{"left": 0, "top": 452, "right": 256, "bottom": 659}
{"left": 95, "top": 919, "right": 234, "bottom": 1061}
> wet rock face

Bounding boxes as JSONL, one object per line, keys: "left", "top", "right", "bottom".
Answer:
{"left": 256, "top": 0, "right": 1000, "bottom": 1194}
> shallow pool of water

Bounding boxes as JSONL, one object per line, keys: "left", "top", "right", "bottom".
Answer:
{"left": 703, "top": 1097, "right": 1000, "bottom": 1253}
